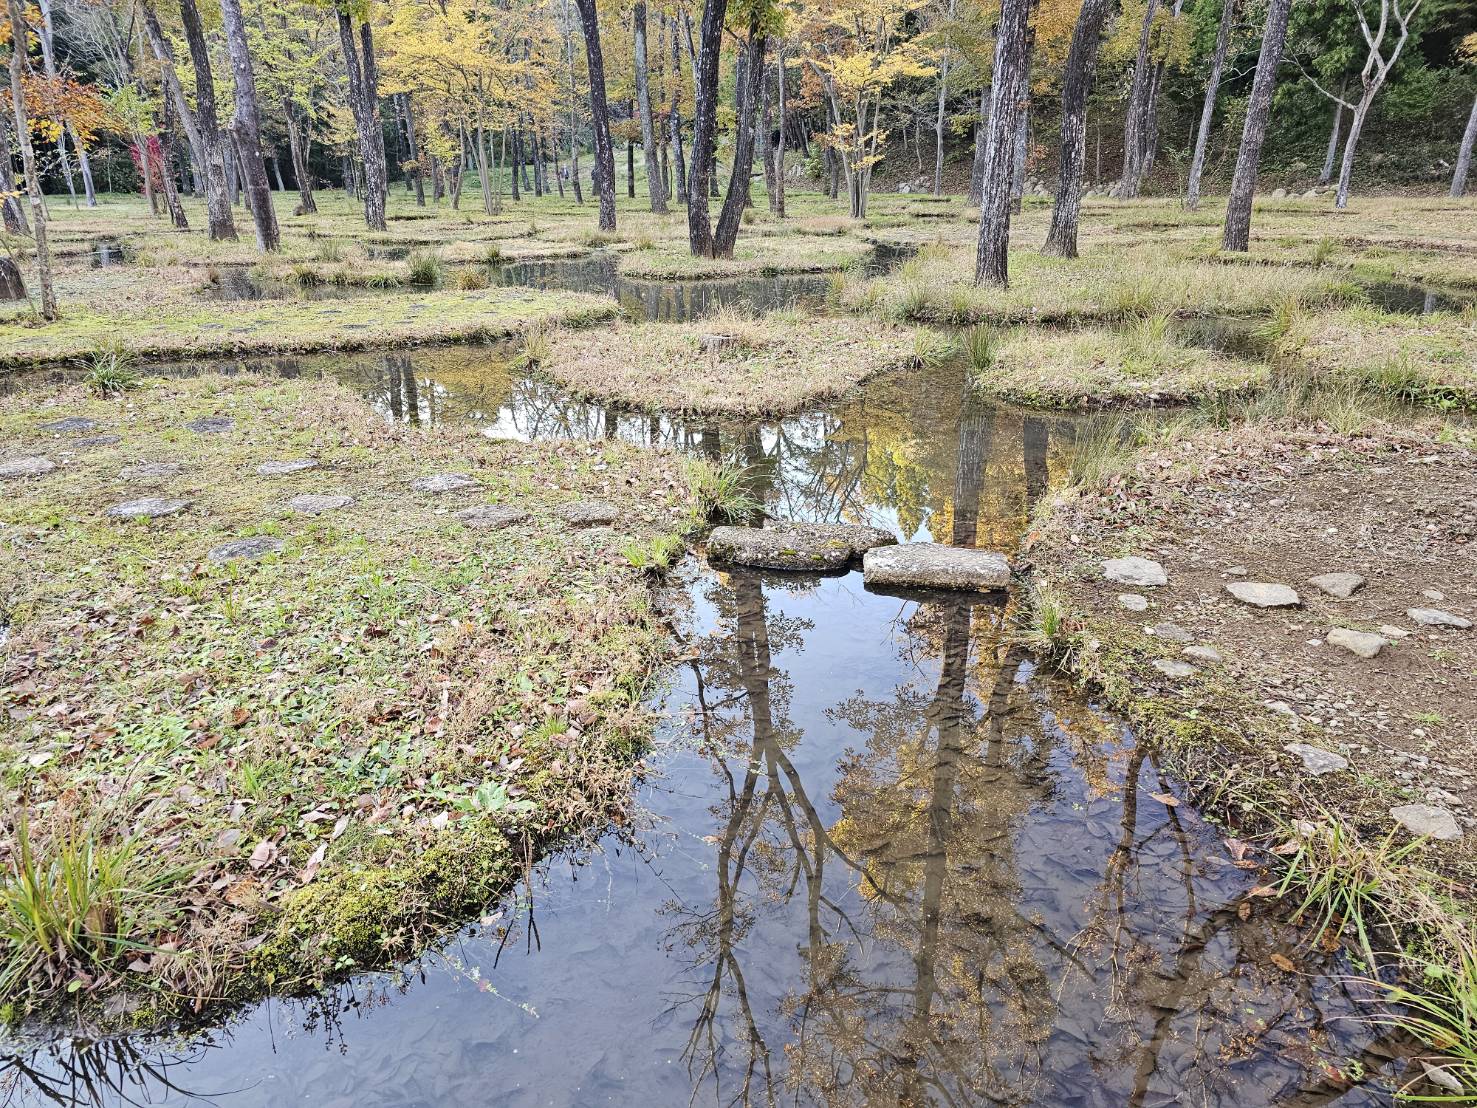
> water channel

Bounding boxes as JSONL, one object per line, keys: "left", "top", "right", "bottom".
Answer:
{"left": 0, "top": 265, "right": 1416, "bottom": 1105}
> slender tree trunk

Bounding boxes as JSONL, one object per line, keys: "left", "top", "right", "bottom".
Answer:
{"left": 509, "top": 128, "right": 521, "bottom": 200}
{"left": 219, "top": 0, "right": 279, "bottom": 249}
{"left": 1452, "top": 93, "right": 1477, "bottom": 198}
{"left": 933, "top": 0, "right": 957, "bottom": 196}
{"left": 574, "top": 0, "right": 617, "bottom": 230}
{"left": 36, "top": 0, "right": 92, "bottom": 205}
{"left": 401, "top": 93, "right": 426, "bottom": 205}
{"left": 177, "top": 0, "right": 237, "bottom": 240}
{"left": 666, "top": 14, "right": 687, "bottom": 207}
{"left": 1334, "top": 14, "right": 1417, "bottom": 211}
{"left": 1044, "top": 0, "right": 1109, "bottom": 256}
{"left": 686, "top": 0, "right": 728, "bottom": 252}
{"left": 7, "top": 0, "right": 54, "bottom": 317}
{"left": 1009, "top": 49, "right": 1032, "bottom": 213}
{"left": 0, "top": 111, "right": 27, "bottom": 233}
{"left": 975, "top": 0, "right": 1034, "bottom": 286}
{"left": 157, "top": 98, "right": 189, "bottom": 228}
{"left": 969, "top": 83, "right": 989, "bottom": 205}
{"left": 285, "top": 102, "right": 316, "bottom": 212}
{"left": 1319, "top": 81, "right": 1346, "bottom": 186}
{"left": 477, "top": 124, "right": 494, "bottom": 214}
{"left": 1334, "top": 97, "right": 1374, "bottom": 210}
{"left": 1221, "top": 0, "right": 1293, "bottom": 251}
{"left": 773, "top": 47, "right": 786, "bottom": 217}
{"left": 713, "top": 21, "right": 766, "bottom": 255}
{"left": 1185, "top": 0, "right": 1236, "bottom": 209}
{"left": 1117, "top": 0, "right": 1158, "bottom": 197}
{"left": 337, "top": 7, "right": 387, "bottom": 230}
{"left": 760, "top": 63, "right": 777, "bottom": 206}
{"left": 626, "top": 119, "right": 636, "bottom": 197}
{"left": 633, "top": 0, "right": 667, "bottom": 211}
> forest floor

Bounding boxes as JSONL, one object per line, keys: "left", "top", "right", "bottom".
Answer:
{"left": 2, "top": 184, "right": 1477, "bottom": 1058}
{"left": 0, "top": 373, "right": 710, "bottom": 1026}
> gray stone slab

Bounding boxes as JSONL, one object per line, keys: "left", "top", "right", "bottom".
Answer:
{"left": 1149, "top": 622, "right": 1195, "bottom": 643}
{"left": 208, "top": 537, "right": 285, "bottom": 562}
{"left": 287, "top": 494, "right": 354, "bottom": 515}
{"left": 1407, "top": 608, "right": 1472, "bottom": 630}
{"left": 106, "top": 497, "right": 191, "bottom": 520}
{"left": 410, "top": 473, "right": 478, "bottom": 494}
{"left": 1151, "top": 659, "right": 1197, "bottom": 678}
{"left": 1327, "top": 627, "right": 1385, "bottom": 658}
{"left": 72, "top": 434, "right": 122, "bottom": 449}
{"left": 186, "top": 416, "right": 235, "bottom": 433}
{"left": 707, "top": 522, "right": 895, "bottom": 571}
{"left": 1285, "top": 743, "right": 1349, "bottom": 776}
{"left": 556, "top": 499, "right": 621, "bottom": 527}
{"left": 40, "top": 417, "right": 98, "bottom": 433}
{"left": 120, "top": 462, "right": 182, "bottom": 480}
{"left": 1225, "top": 581, "right": 1301, "bottom": 608}
{"left": 0, "top": 456, "right": 55, "bottom": 480}
{"left": 1182, "top": 644, "right": 1222, "bottom": 664}
{"left": 1102, "top": 556, "right": 1167, "bottom": 587}
{"left": 1309, "top": 572, "right": 1366, "bottom": 599}
{"left": 1117, "top": 593, "right": 1149, "bottom": 612}
{"left": 863, "top": 544, "right": 1010, "bottom": 592}
{"left": 456, "top": 504, "right": 529, "bottom": 529}
{"left": 1390, "top": 803, "right": 1462, "bottom": 841}
{"left": 257, "top": 459, "right": 318, "bottom": 477}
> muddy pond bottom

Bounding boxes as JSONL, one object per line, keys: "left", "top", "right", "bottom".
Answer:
{"left": 0, "top": 353, "right": 1404, "bottom": 1105}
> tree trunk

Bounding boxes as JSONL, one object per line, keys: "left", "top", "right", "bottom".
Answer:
{"left": 157, "top": 98, "right": 190, "bottom": 228}
{"left": 220, "top": 0, "right": 279, "bottom": 249}
{"left": 476, "top": 124, "right": 494, "bottom": 214}
{"left": 1334, "top": 97, "right": 1373, "bottom": 209}
{"left": 760, "top": 63, "right": 777, "bottom": 207}
{"left": 1452, "top": 93, "right": 1477, "bottom": 198}
{"left": 713, "top": 20, "right": 766, "bottom": 255}
{"left": 974, "top": 0, "right": 1033, "bottom": 286}
{"left": 337, "top": 7, "right": 387, "bottom": 231}
{"left": 1221, "top": 0, "right": 1293, "bottom": 251}
{"left": 402, "top": 93, "right": 426, "bottom": 205}
{"left": 1044, "top": 0, "right": 1109, "bottom": 256}
{"left": 1009, "top": 50, "right": 1032, "bottom": 214}
{"left": 285, "top": 101, "right": 316, "bottom": 212}
{"left": 633, "top": 0, "right": 667, "bottom": 211}
{"left": 626, "top": 121, "right": 636, "bottom": 197}
{"left": 1117, "top": 0, "right": 1159, "bottom": 198}
{"left": 1319, "top": 87, "right": 1345, "bottom": 186}
{"left": 574, "top": 0, "right": 617, "bottom": 230}
{"left": 0, "top": 110, "right": 29, "bottom": 233}
{"left": 7, "top": 0, "right": 54, "bottom": 317}
{"left": 176, "top": 0, "right": 237, "bottom": 240}
{"left": 668, "top": 13, "right": 688, "bottom": 206}
{"left": 685, "top": 0, "right": 728, "bottom": 254}
{"left": 1185, "top": 0, "right": 1236, "bottom": 209}
{"left": 932, "top": 0, "right": 957, "bottom": 196}
{"left": 772, "top": 48, "right": 786, "bottom": 217}
{"left": 36, "top": 0, "right": 94, "bottom": 206}
{"left": 969, "top": 84, "right": 989, "bottom": 205}
{"left": 1334, "top": 13, "right": 1417, "bottom": 211}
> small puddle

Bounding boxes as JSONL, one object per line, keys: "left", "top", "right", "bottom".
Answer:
{"left": 200, "top": 267, "right": 414, "bottom": 302}
{"left": 1359, "top": 280, "right": 1474, "bottom": 315}
{"left": 0, "top": 350, "right": 1409, "bottom": 1104}
{"left": 87, "top": 240, "right": 132, "bottom": 268}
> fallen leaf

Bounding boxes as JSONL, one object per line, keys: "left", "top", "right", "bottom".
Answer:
{"left": 247, "top": 840, "right": 277, "bottom": 870}
{"left": 1269, "top": 953, "right": 1296, "bottom": 972}
{"left": 298, "top": 843, "right": 327, "bottom": 885}
{"left": 1149, "top": 792, "right": 1179, "bottom": 807}
{"left": 1246, "top": 885, "right": 1279, "bottom": 898}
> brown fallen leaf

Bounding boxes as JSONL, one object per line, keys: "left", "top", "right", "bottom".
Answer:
{"left": 247, "top": 840, "right": 277, "bottom": 870}
{"left": 1269, "top": 953, "right": 1296, "bottom": 973}
{"left": 298, "top": 843, "right": 327, "bottom": 885}
{"left": 1149, "top": 792, "right": 1179, "bottom": 807}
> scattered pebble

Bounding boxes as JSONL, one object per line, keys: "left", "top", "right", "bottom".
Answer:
{"left": 1326, "top": 627, "right": 1386, "bottom": 659}
{"left": 1423, "top": 589, "right": 1447, "bottom": 602}
{"left": 1224, "top": 581, "right": 1301, "bottom": 608}
{"left": 1102, "top": 556, "right": 1167, "bottom": 587}
{"left": 287, "top": 494, "right": 355, "bottom": 515}
{"left": 1379, "top": 624, "right": 1411, "bottom": 639}
{"left": 1149, "top": 622, "right": 1195, "bottom": 643}
{"left": 410, "top": 473, "right": 479, "bottom": 494}
{"left": 1182, "top": 645, "right": 1222, "bottom": 664}
{"left": 0, "top": 456, "right": 56, "bottom": 480}
{"left": 1285, "top": 743, "right": 1349, "bottom": 776}
{"left": 1308, "top": 572, "right": 1366, "bottom": 599}
{"left": 1117, "top": 593, "right": 1149, "bottom": 612}
{"left": 105, "top": 497, "right": 191, "bottom": 520}
{"left": 1151, "top": 659, "right": 1197, "bottom": 679}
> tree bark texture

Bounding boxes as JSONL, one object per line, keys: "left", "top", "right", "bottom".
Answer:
{"left": 633, "top": 0, "right": 667, "bottom": 211}
{"left": 220, "top": 0, "right": 280, "bottom": 249}
{"left": 975, "top": 0, "right": 1034, "bottom": 285}
{"left": 1221, "top": 0, "right": 1293, "bottom": 251}
{"left": 574, "top": 0, "right": 617, "bottom": 229}
{"left": 1044, "top": 0, "right": 1109, "bottom": 256}
{"left": 178, "top": 0, "right": 237, "bottom": 240}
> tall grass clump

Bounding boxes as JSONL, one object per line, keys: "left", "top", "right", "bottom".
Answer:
{"left": 81, "top": 344, "right": 140, "bottom": 396}
{"left": 961, "top": 324, "right": 996, "bottom": 373}
{"left": 406, "top": 250, "right": 444, "bottom": 286}
{"left": 684, "top": 458, "right": 761, "bottom": 524}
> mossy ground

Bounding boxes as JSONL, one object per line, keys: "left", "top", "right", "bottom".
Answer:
{"left": 533, "top": 308, "right": 938, "bottom": 416}
{"left": 0, "top": 374, "right": 703, "bottom": 1027}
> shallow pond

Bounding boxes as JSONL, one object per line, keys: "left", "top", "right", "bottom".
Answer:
{"left": 0, "top": 348, "right": 1409, "bottom": 1105}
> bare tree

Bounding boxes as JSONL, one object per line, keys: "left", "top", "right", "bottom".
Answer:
{"left": 633, "top": 0, "right": 666, "bottom": 212}
{"left": 932, "top": 0, "right": 957, "bottom": 196}
{"left": 337, "top": 4, "right": 388, "bottom": 230}
{"left": 177, "top": 0, "right": 238, "bottom": 240}
{"left": 6, "top": 0, "right": 55, "bottom": 317}
{"left": 1304, "top": 0, "right": 1423, "bottom": 208}
{"left": 1185, "top": 0, "right": 1236, "bottom": 209}
{"left": 1117, "top": 0, "right": 1159, "bottom": 197}
{"left": 36, "top": 0, "right": 97, "bottom": 205}
{"left": 1317, "top": 75, "right": 1347, "bottom": 185}
{"left": 1043, "top": 0, "right": 1110, "bottom": 255}
{"left": 975, "top": 0, "right": 1034, "bottom": 285}
{"left": 1222, "top": 0, "right": 1294, "bottom": 251}
{"left": 574, "top": 0, "right": 617, "bottom": 229}
{"left": 1453, "top": 92, "right": 1477, "bottom": 197}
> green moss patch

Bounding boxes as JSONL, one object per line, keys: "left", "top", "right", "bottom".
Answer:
{"left": 0, "top": 375, "right": 696, "bottom": 1026}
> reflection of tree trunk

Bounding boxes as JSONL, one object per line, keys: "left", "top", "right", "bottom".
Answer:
{"left": 1023, "top": 416, "right": 1048, "bottom": 511}
{"left": 951, "top": 393, "right": 993, "bottom": 546}
{"left": 386, "top": 357, "right": 404, "bottom": 422}
{"left": 401, "top": 358, "right": 420, "bottom": 425}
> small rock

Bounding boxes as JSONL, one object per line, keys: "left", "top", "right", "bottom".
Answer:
{"left": 708, "top": 522, "right": 895, "bottom": 571}
{"left": 411, "top": 473, "right": 479, "bottom": 494}
{"left": 0, "top": 456, "right": 56, "bottom": 480}
{"left": 40, "top": 416, "right": 98, "bottom": 434}
{"left": 1151, "top": 659, "right": 1197, "bottom": 679}
{"left": 257, "top": 459, "right": 318, "bottom": 477}
{"left": 106, "top": 497, "right": 191, "bottom": 520}
{"left": 1407, "top": 608, "right": 1472, "bottom": 630}
{"left": 208, "top": 537, "right": 285, "bottom": 562}
{"left": 1102, "top": 556, "right": 1167, "bottom": 587}
{"left": 1117, "top": 593, "right": 1149, "bottom": 612}
{"left": 556, "top": 499, "right": 620, "bottom": 528}
{"left": 1389, "top": 803, "right": 1462, "bottom": 841}
{"left": 1326, "top": 626, "right": 1386, "bottom": 658}
{"left": 1308, "top": 572, "right": 1365, "bottom": 599}
{"left": 1182, "top": 645, "right": 1222, "bottom": 664}
{"left": 1422, "top": 589, "right": 1446, "bottom": 602}
{"left": 863, "top": 544, "right": 1011, "bottom": 592}
{"left": 1225, "top": 581, "right": 1301, "bottom": 608}
{"left": 1224, "top": 565, "right": 1248, "bottom": 577}
{"left": 1285, "top": 743, "right": 1349, "bottom": 776}
{"left": 186, "top": 416, "right": 235, "bottom": 433}
{"left": 1149, "top": 622, "right": 1195, "bottom": 643}
{"left": 287, "top": 494, "right": 354, "bottom": 515}
{"left": 1379, "top": 624, "right": 1411, "bottom": 639}
{"left": 456, "top": 504, "right": 529, "bottom": 529}
{"left": 72, "top": 434, "right": 123, "bottom": 449}
{"left": 121, "top": 462, "right": 182, "bottom": 480}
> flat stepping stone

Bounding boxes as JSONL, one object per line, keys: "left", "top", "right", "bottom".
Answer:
{"left": 1149, "top": 622, "right": 1195, "bottom": 643}
{"left": 1285, "top": 743, "right": 1349, "bottom": 776}
{"left": 1182, "top": 644, "right": 1222, "bottom": 664}
{"left": 862, "top": 544, "right": 1010, "bottom": 592}
{"left": 1225, "top": 581, "right": 1301, "bottom": 608}
{"left": 1309, "top": 572, "right": 1365, "bottom": 599}
{"left": 287, "top": 494, "right": 354, "bottom": 515}
{"left": 106, "top": 497, "right": 191, "bottom": 520}
{"left": 208, "top": 537, "right": 284, "bottom": 563}
{"left": 72, "top": 434, "right": 122, "bottom": 449}
{"left": 1379, "top": 624, "right": 1411, "bottom": 639}
{"left": 1151, "top": 659, "right": 1197, "bottom": 679}
{"left": 707, "top": 522, "right": 895, "bottom": 571}
{"left": 121, "top": 462, "right": 182, "bottom": 480}
{"left": 456, "top": 504, "right": 529, "bottom": 529}
{"left": 556, "top": 499, "right": 621, "bottom": 528}
{"left": 186, "top": 416, "right": 235, "bottom": 433}
{"left": 410, "top": 473, "right": 478, "bottom": 493}
{"left": 40, "top": 417, "right": 98, "bottom": 433}
{"left": 1407, "top": 608, "right": 1472, "bottom": 630}
{"left": 1118, "top": 593, "right": 1149, "bottom": 612}
{"left": 0, "top": 456, "right": 55, "bottom": 480}
{"left": 257, "top": 459, "right": 318, "bottom": 477}
{"left": 1390, "top": 803, "right": 1462, "bottom": 841}
{"left": 1327, "top": 627, "right": 1386, "bottom": 659}
{"left": 1102, "top": 556, "right": 1167, "bottom": 587}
